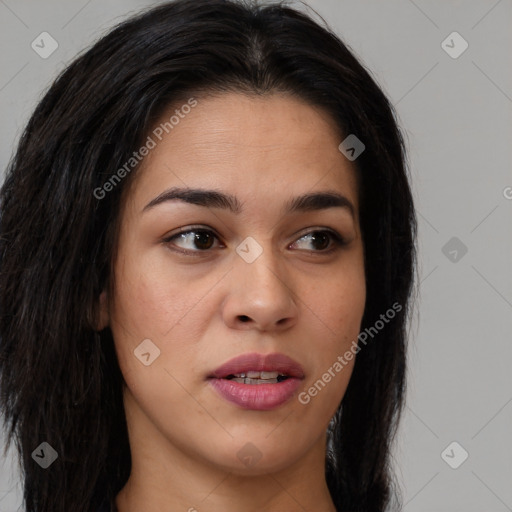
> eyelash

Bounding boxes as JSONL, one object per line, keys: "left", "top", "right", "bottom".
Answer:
{"left": 162, "top": 226, "right": 348, "bottom": 256}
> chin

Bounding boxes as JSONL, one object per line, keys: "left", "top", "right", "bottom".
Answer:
{"left": 202, "top": 434, "right": 312, "bottom": 476}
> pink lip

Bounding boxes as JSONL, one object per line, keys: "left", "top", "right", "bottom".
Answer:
{"left": 207, "top": 352, "right": 305, "bottom": 411}
{"left": 209, "top": 352, "right": 305, "bottom": 379}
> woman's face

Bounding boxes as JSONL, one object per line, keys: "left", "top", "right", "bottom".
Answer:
{"left": 103, "top": 92, "right": 366, "bottom": 475}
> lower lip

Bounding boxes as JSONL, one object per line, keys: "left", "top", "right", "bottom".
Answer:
{"left": 208, "top": 377, "right": 302, "bottom": 410}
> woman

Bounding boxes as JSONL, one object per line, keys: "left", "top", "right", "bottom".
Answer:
{"left": 0, "top": 1, "right": 417, "bottom": 511}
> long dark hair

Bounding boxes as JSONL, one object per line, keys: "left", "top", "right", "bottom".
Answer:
{"left": 0, "top": 1, "right": 416, "bottom": 510}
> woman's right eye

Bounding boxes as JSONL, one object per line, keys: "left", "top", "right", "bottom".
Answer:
{"left": 162, "top": 228, "right": 223, "bottom": 254}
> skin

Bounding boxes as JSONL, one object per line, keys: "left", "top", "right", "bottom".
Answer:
{"left": 97, "top": 92, "right": 366, "bottom": 512}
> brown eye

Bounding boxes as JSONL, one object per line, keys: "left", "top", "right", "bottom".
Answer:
{"left": 190, "top": 230, "right": 215, "bottom": 250}
{"left": 309, "top": 231, "right": 330, "bottom": 251}
{"left": 291, "top": 230, "right": 345, "bottom": 253}
{"left": 163, "top": 228, "right": 221, "bottom": 253}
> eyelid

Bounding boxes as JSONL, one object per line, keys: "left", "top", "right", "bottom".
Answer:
{"left": 164, "top": 224, "right": 221, "bottom": 240}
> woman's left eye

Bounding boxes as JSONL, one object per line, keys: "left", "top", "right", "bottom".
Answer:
{"left": 290, "top": 230, "right": 346, "bottom": 253}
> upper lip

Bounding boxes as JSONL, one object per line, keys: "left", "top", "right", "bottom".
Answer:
{"left": 209, "top": 352, "right": 305, "bottom": 379}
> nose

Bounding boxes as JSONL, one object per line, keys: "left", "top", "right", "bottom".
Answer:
{"left": 221, "top": 244, "right": 299, "bottom": 332}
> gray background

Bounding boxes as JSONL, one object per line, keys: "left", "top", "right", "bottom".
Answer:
{"left": 1, "top": 0, "right": 511, "bottom": 511}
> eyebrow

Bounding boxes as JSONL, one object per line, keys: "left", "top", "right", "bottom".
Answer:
{"left": 142, "top": 187, "right": 355, "bottom": 217}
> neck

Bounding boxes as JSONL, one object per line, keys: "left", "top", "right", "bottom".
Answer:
{"left": 115, "top": 390, "right": 337, "bottom": 512}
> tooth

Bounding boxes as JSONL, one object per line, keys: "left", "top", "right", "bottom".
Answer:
{"left": 245, "top": 378, "right": 262, "bottom": 384}
{"left": 231, "top": 377, "right": 280, "bottom": 384}
{"left": 236, "top": 371, "right": 281, "bottom": 379}
{"left": 260, "top": 371, "right": 279, "bottom": 379}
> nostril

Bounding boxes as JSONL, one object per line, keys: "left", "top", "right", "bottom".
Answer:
{"left": 239, "top": 315, "right": 250, "bottom": 322}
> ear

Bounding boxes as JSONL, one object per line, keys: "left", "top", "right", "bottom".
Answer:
{"left": 95, "top": 289, "right": 110, "bottom": 331}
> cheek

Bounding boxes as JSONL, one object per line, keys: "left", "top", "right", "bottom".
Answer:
{"left": 305, "top": 261, "right": 366, "bottom": 340}
{"left": 111, "top": 249, "right": 213, "bottom": 339}
{"left": 108, "top": 250, "right": 225, "bottom": 393}
{"left": 108, "top": 271, "right": 204, "bottom": 415}
{"left": 299, "top": 261, "right": 365, "bottom": 404}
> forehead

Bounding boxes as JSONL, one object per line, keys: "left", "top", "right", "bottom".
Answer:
{"left": 125, "top": 91, "right": 359, "bottom": 212}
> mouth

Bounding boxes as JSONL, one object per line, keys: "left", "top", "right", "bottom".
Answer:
{"left": 208, "top": 351, "right": 305, "bottom": 380}
{"left": 207, "top": 352, "right": 305, "bottom": 410}
{"left": 223, "top": 371, "right": 290, "bottom": 384}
